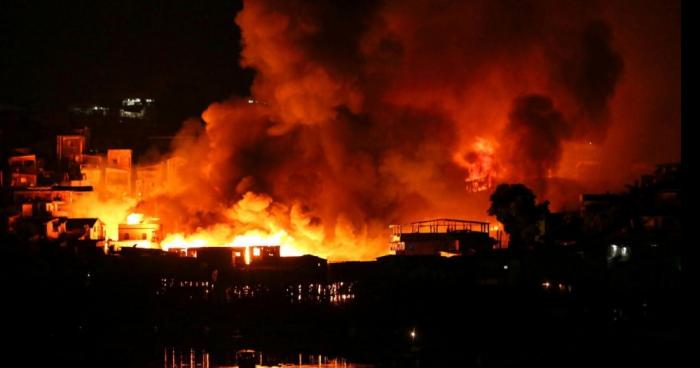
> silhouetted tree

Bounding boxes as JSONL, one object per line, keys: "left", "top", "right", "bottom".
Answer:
{"left": 488, "top": 183, "right": 550, "bottom": 250}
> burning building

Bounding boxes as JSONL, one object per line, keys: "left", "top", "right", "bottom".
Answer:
{"left": 115, "top": 213, "right": 162, "bottom": 248}
{"left": 104, "top": 149, "right": 132, "bottom": 196}
{"left": 13, "top": 185, "right": 93, "bottom": 218}
{"left": 174, "top": 245, "right": 282, "bottom": 268}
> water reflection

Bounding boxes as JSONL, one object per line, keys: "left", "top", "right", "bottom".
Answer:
{"left": 163, "top": 347, "right": 371, "bottom": 367}
{"left": 164, "top": 348, "right": 210, "bottom": 368}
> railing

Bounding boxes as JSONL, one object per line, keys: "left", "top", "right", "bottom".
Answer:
{"left": 389, "top": 241, "right": 405, "bottom": 251}
{"left": 389, "top": 218, "right": 490, "bottom": 236}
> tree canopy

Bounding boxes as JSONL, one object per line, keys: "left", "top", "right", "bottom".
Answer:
{"left": 488, "top": 183, "right": 550, "bottom": 250}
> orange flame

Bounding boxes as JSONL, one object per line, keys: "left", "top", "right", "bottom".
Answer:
{"left": 454, "top": 137, "right": 501, "bottom": 192}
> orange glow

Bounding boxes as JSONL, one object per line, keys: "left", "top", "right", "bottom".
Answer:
{"left": 66, "top": 192, "right": 137, "bottom": 240}
{"left": 454, "top": 137, "right": 501, "bottom": 193}
{"left": 161, "top": 226, "right": 303, "bottom": 256}
{"left": 126, "top": 213, "right": 144, "bottom": 224}
{"left": 56, "top": 0, "right": 676, "bottom": 262}
{"left": 154, "top": 191, "right": 388, "bottom": 261}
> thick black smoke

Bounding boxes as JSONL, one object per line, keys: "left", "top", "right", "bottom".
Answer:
{"left": 548, "top": 19, "right": 624, "bottom": 142}
{"left": 505, "top": 95, "right": 572, "bottom": 180}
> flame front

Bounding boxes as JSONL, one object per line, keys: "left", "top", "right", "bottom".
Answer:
{"left": 161, "top": 228, "right": 303, "bottom": 257}
{"left": 454, "top": 137, "right": 501, "bottom": 193}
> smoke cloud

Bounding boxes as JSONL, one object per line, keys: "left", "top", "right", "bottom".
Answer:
{"left": 131, "top": 0, "right": 677, "bottom": 260}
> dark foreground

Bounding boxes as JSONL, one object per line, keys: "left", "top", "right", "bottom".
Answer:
{"left": 1, "top": 237, "right": 684, "bottom": 367}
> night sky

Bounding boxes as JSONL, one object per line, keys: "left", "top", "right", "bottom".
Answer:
{"left": 1, "top": 1, "right": 253, "bottom": 127}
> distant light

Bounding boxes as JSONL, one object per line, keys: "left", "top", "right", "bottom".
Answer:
{"left": 588, "top": 141, "right": 593, "bottom": 145}
{"left": 503, "top": 265, "right": 509, "bottom": 270}
{"left": 410, "top": 329, "right": 416, "bottom": 339}
{"left": 248, "top": 99, "right": 255, "bottom": 104}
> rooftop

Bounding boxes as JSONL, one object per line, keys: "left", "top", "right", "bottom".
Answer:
{"left": 390, "top": 218, "right": 490, "bottom": 236}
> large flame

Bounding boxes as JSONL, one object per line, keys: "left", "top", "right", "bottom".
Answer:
{"left": 126, "top": 213, "right": 144, "bottom": 224}
{"left": 453, "top": 137, "right": 501, "bottom": 193}
{"left": 161, "top": 229, "right": 301, "bottom": 257}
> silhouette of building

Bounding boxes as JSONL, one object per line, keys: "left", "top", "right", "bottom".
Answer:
{"left": 390, "top": 219, "right": 497, "bottom": 256}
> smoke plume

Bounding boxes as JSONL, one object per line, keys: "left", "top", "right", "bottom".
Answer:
{"left": 129, "top": 0, "right": 677, "bottom": 259}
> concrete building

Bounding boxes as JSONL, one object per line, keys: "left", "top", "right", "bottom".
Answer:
{"left": 7, "top": 154, "right": 38, "bottom": 187}
{"left": 105, "top": 149, "right": 132, "bottom": 195}
{"left": 390, "top": 219, "right": 496, "bottom": 256}
{"left": 135, "top": 162, "right": 166, "bottom": 197}
{"left": 118, "top": 222, "right": 161, "bottom": 243}
{"left": 56, "top": 135, "right": 86, "bottom": 163}
{"left": 13, "top": 185, "right": 93, "bottom": 217}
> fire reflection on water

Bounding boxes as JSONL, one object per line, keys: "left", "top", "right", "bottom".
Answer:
{"left": 163, "top": 347, "right": 370, "bottom": 367}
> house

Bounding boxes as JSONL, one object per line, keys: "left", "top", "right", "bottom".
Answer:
{"left": 66, "top": 218, "right": 106, "bottom": 240}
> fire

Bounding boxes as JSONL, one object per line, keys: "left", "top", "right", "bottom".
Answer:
{"left": 126, "top": 213, "right": 144, "bottom": 224}
{"left": 454, "top": 137, "right": 501, "bottom": 192}
{"left": 161, "top": 228, "right": 304, "bottom": 258}
{"left": 56, "top": 0, "right": 676, "bottom": 261}
{"left": 66, "top": 192, "right": 137, "bottom": 241}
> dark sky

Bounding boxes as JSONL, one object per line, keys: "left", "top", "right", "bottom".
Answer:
{"left": 1, "top": 1, "right": 253, "bottom": 125}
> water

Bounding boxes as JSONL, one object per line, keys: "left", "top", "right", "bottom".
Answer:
{"left": 163, "top": 347, "right": 373, "bottom": 368}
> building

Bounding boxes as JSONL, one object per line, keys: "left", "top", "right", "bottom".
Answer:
{"left": 135, "top": 162, "right": 166, "bottom": 197}
{"left": 7, "top": 154, "right": 37, "bottom": 187}
{"left": 13, "top": 185, "right": 93, "bottom": 217}
{"left": 170, "top": 245, "right": 282, "bottom": 268}
{"left": 66, "top": 218, "right": 106, "bottom": 240}
{"left": 7, "top": 216, "right": 62, "bottom": 240}
{"left": 81, "top": 154, "right": 104, "bottom": 187}
{"left": 56, "top": 135, "right": 86, "bottom": 163}
{"left": 69, "top": 105, "right": 110, "bottom": 119}
{"left": 105, "top": 149, "right": 132, "bottom": 195}
{"left": 118, "top": 222, "right": 161, "bottom": 243}
{"left": 390, "top": 218, "right": 496, "bottom": 256}
{"left": 119, "top": 97, "right": 156, "bottom": 122}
